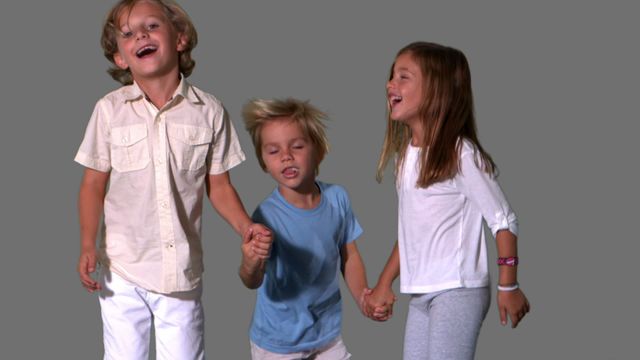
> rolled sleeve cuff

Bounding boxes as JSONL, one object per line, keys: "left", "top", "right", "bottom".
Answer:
{"left": 208, "top": 151, "right": 246, "bottom": 175}
{"left": 490, "top": 211, "right": 518, "bottom": 237}
{"left": 74, "top": 151, "right": 111, "bottom": 172}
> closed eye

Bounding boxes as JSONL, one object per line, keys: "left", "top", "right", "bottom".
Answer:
{"left": 146, "top": 22, "right": 160, "bottom": 31}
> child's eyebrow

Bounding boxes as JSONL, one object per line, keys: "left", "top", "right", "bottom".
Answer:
{"left": 262, "top": 137, "right": 308, "bottom": 147}
{"left": 119, "top": 15, "right": 165, "bottom": 28}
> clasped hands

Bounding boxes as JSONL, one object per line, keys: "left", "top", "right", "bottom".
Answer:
{"left": 359, "top": 285, "right": 397, "bottom": 322}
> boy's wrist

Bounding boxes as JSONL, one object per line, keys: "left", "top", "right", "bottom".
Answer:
{"left": 80, "top": 241, "right": 97, "bottom": 252}
{"left": 241, "top": 258, "right": 263, "bottom": 273}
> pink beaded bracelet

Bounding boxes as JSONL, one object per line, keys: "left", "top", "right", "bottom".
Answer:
{"left": 497, "top": 256, "right": 519, "bottom": 266}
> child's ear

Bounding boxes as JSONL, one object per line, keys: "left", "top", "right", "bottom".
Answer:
{"left": 176, "top": 33, "right": 188, "bottom": 52}
{"left": 113, "top": 52, "right": 129, "bottom": 70}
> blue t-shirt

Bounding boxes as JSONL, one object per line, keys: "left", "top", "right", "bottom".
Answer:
{"left": 249, "top": 181, "right": 363, "bottom": 353}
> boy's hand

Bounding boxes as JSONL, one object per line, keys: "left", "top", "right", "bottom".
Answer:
{"left": 246, "top": 223, "right": 273, "bottom": 260}
{"left": 364, "top": 285, "right": 397, "bottom": 321}
{"left": 239, "top": 225, "right": 271, "bottom": 289}
{"left": 78, "top": 249, "right": 101, "bottom": 293}
{"left": 241, "top": 224, "right": 273, "bottom": 268}
{"left": 358, "top": 288, "right": 373, "bottom": 316}
{"left": 498, "top": 288, "right": 530, "bottom": 328}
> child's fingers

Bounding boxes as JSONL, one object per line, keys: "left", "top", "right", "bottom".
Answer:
{"left": 242, "top": 227, "right": 254, "bottom": 244}
{"left": 250, "top": 223, "right": 272, "bottom": 237}
{"left": 499, "top": 305, "right": 508, "bottom": 326}
{"left": 509, "top": 310, "right": 520, "bottom": 328}
{"left": 252, "top": 246, "right": 270, "bottom": 258}
{"left": 78, "top": 255, "right": 100, "bottom": 292}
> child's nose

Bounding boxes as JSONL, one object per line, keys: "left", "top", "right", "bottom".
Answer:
{"left": 386, "top": 80, "right": 395, "bottom": 91}
{"left": 281, "top": 150, "right": 293, "bottom": 161}
{"left": 136, "top": 29, "right": 149, "bottom": 40}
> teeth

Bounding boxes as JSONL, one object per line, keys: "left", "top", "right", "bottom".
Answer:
{"left": 389, "top": 95, "right": 402, "bottom": 105}
{"left": 136, "top": 45, "right": 157, "bottom": 57}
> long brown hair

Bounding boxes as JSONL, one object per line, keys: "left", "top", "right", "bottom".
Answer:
{"left": 376, "top": 42, "right": 496, "bottom": 187}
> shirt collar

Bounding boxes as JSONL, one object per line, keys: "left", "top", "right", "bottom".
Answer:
{"left": 121, "top": 74, "right": 200, "bottom": 105}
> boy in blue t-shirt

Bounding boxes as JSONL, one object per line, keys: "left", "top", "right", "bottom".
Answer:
{"left": 239, "top": 98, "right": 383, "bottom": 358}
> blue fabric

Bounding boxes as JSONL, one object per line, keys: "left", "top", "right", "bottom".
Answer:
{"left": 249, "top": 181, "right": 363, "bottom": 353}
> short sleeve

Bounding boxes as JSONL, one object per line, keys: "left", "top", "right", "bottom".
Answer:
{"left": 455, "top": 148, "right": 518, "bottom": 237}
{"left": 338, "top": 187, "right": 364, "bottom": 246}
{"left": 74, "top": 100, "right": 112, "bottom": 172}
{"left": 207, "top": 106, "right": 246, "bottom": 175}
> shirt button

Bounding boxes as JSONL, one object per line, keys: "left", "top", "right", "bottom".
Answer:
{"left": 161, "top": 202, "right": 168, "bottom": 208}
{"left": 121, "top": 137, "right": 128, "bottom": 143}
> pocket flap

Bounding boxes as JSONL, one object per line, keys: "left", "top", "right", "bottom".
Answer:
{"left": 110, "top": 124, "right": 148, "bottom": 146}
{"left": 168, "top": 124, "right": 213, "bottom": 145}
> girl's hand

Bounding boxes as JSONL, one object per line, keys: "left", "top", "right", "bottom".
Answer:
{"left": 365, "top": 285, "right": 397, "bottom": 321}
{"left": 498, "top": 288, "right": 530, "bottom": 328}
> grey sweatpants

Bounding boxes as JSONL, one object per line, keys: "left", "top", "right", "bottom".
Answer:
{"left": 403, "top": 287, "right": 490, "bottom": 360}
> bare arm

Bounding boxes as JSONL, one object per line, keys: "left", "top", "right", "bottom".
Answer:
{"left": 206, "top": 172, "right": 253, "bottom": 236}
{"left": 366, "top": 241, "right": 400, "bottom": 320}
{"left": 77, "top": 168, "right": 109, "bottom": 292}
{"left": 340, "top": 241, "right": 369, "bottom": 314}
{"left": 239, "top": 228, "right": 269, "bottom": 289}
{"left": 206, "top": 172, "right": 273, "bottom": 288}
{"left": 495, "top": 230, "right": 530, "bottom": 328}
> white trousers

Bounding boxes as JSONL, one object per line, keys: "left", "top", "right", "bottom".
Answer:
{"left": 99, "top": 270, "right": 205, "bottom": 360}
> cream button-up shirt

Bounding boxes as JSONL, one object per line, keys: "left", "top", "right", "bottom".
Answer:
{"left": 75, "top": 79, "right": 245, "bottom": 293}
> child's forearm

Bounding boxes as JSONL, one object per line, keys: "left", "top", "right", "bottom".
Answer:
{"left": 376, "top": 241, "right": 400, "bottom": 288}
{"left": 239, "top": 257, "right": 265, "bottom": 289}
{"left": 341, "top": 242, "right": 369, "bottom": 303}
{"left": 207, "top": 173, "right": 252, "bottom": 236}
{"left": 376, "top": 242, "right": 400, "bottom": 288}
{"left": 496, "top": 230, "right": 518, "bottom": 285}
{"left": 78, "top": 169, "right": 109, "bottom": 250}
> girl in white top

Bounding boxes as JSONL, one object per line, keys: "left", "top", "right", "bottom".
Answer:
{"left": 364, "top": 42, "right": 530, "bottom": 360}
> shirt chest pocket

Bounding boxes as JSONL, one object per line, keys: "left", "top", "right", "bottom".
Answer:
{"left": 167, "top": 124, "right": 213, "bottom": 171}
{"left": 109, "top": 124, "right": 150, "bottom": 172}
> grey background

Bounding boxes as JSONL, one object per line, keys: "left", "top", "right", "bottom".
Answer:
{"left": 0, "top": 0, "right": 637, "bottom": 359}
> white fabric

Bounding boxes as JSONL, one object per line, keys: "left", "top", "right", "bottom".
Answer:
{"left": 397, "top": 139, "right": 518, "bottom": 294}
{"left": 99, "top": 270, "right": 204, "bottom": 360}
{"left": 250, "top": 336, "right": 351, "bottom": 360}
{"left": 75, "top": 78, "right": 245, "bottom": 293}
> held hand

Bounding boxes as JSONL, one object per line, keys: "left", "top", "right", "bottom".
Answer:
{"left": 241, "top": 228, "right": 259, "bottom": 268}
{"left": 246, "top": 223, "right": 273, "bottom": 260}
{"left": 78, "top": 249, "right": 101, "bottom": 293}
{"left": 365, "top": 285, "right": 397, "bottom": 321}
{"left": 358, "top": 288, "right": 375, "bottom": 317}
{"left": 498, "top": 288, "right": 530, "bottom": 328}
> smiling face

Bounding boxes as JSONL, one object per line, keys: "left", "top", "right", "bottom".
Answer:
{"left": 387, "top": 52, "right": 425, "bottom": 131}
{"left": 259, "top": 118, "right": 318, "bottom": 198}
{"left": 113, "top": 0, "right": 186, "bottom": 82}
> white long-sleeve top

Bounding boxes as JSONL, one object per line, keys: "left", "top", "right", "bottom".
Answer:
{"left": 397, "top": 139, "right": 518, "bottom": 294}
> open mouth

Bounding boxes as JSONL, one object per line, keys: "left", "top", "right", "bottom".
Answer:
{"left": 282, "top": 166, "right": 299, "bottom": 178}
{"left": 389, "top": 95, "right": 402, "bottom": 108}
{"left": 136, "top": 45, "right": 158, "bottom": 58}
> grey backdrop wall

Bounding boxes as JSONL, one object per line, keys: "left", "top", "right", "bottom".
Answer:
{"left": 0, "top": 1, "right": 638, "bottom": 359}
